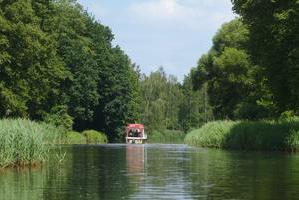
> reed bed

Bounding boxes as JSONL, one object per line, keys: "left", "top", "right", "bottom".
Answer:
{"left": 185, "top": 119, "right": 299, "bottom": 151}
{"left": 0, "top": 119, "right": 62, "bottom": 168}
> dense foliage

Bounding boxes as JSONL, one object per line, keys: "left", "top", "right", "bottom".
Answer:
{"left": 0, "top": 0, "right": 140, "bottom": 141}
{"left": 191, "top": 19, "right": 277, "bottom": 120}
{"left": 188, "top": 2, "right": 299, "bottom": 151}
{"left": 232, "top": 0, "right": 299, "bottom": 114}
{"left": 139, "top": 67, "right": 213, "bottom": 133}
{"left": 192, "top": 0, "right": 299, "bottom": 120}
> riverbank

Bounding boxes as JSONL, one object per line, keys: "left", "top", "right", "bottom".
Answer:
{"left": 185, "top": 120, "right": 299, "bottom": 151}
{"left": 0, "top": 119, "right": 62, "bottom": 168}
{"left": 65, "top": 130, "right": 108, "bottom": 144}
{"left": 147, "top": 130, "right": 185, "bottom": 144}
{"left": 0, "top": 119, "right": 108, "bottom": 168}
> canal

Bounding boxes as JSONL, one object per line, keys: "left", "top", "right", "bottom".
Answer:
{"left": 1, "top": 144, "right": 299, "bottom": 199}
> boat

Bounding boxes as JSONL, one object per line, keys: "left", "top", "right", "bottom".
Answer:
{"left": 125, "top": 124, "right": 147, "bottom": 144}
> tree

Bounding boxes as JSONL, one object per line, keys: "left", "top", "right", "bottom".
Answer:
{"left": 139, "top": 67, "right": 210, "bottom": 133}
{"left": 232, "top": 0, "right": 299, "bottom": 114}
{"left": 0, "top": 0, "right": 69, "bottom": 119}
{"left": 192, "top": 19, "right": 275, "bottom": 120}
{"left": 91, "top": 47, "right": 141, "bottom": 141}
{"left": 178, "top": 75, "right": 213, "bottom": 132}
{"left": 0, "top": 0, "right": 142, "bottom": 141}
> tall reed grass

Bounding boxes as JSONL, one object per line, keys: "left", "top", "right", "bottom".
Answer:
{"left": 0, "top": 119, "right": 62, "bottom": 168}
{"left": 185, "top": 119, "right": 299, "bottom": 151}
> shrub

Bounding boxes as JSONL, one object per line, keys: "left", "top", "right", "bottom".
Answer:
{"left": 82, "top": 130, "right": 108, "bottom": 144}
{"left": 43, "top": 105, "right": 73, "bottom": 131}
{"left": 65, "top": 131, "right": 86, "bottom": 144}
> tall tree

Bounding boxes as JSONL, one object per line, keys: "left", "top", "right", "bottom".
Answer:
{"left": 0, "top": 0, "right": 68, "bottom": 118}
{"left": 192, "top": 19, "right": 275, "bottom": 120}
{"left": 93, "top": 47, "right": 141, "bottom": 141}
{"left": 178, "top": 75, "right": 213, "bottom": 132}
{"left": 232, "top": 0, "right": 299, "bottom": 113}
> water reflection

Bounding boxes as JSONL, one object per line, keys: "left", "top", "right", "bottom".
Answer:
{"left": 1, "top": 145, "right": 299, "bottom": 199}
{"left": 126, "top": 145, "right": 145, "bottom": 175}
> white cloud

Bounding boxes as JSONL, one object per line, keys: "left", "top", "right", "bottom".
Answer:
{"left": 78, "top": 0, "right": 236, "bottom": 81}
{"left": 129, "top": 0, "right": 193, "bottom": 20}
{"left": 128, "top": 0, "right": 235, "bottom": 30}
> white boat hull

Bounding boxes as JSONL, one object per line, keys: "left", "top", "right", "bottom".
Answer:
{"left": 126, "top": 136, "right": 147, "bottom": 144}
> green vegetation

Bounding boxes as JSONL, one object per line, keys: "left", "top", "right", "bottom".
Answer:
{"left": 0, "top": 119, "right": 62, "bottom": 168}
{"left": 191, "top": 19, "right": 274, "bottom": 120}
{"left": 0, "top": 119, "right": 108, "bottom": 167}
{"left": 65, "top": 131, "right": 86, "bottom": 145}
{"left": 1, "top": 0, "right": 299, "bottom": 150}
{"left": 140, "top": 68, "right": 213, "bottom": 135}
{"left": 82, "top": 130, "right": 108, "bottom": 144}
{"left": 0, "top": 0, "right": 140, "bottom": 142}
{"left": 64, "top": 130, "right": 108, "bottom": 144}
{"left": 185, "top": 119, "right": 299, "bottom": 151}
{"left": 185, "top": 2, "right": 299, "bottom": 151}
{"left": 148, "top": 130, "right": 185, "bottom": 144}
{"left": 232, "top": 1, "right": 299, "bottom": 114}
{"left": 64, "top": 130, "right": 109, "bottom": 144}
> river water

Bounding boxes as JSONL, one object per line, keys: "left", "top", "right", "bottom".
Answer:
{"left": 1, "top": 144, "right": 299, "bottom": 200}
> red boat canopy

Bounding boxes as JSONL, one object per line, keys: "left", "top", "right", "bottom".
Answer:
{"left": 127, "top": 124, "right": 144, "bottom": 129}
{"left": 125, "top": 124, "right": 144, "bottom": 135}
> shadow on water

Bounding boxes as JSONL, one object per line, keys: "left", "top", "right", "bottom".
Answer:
{"left": 189, "top": 148, "right": 299, "bottom": 199}
{"left": 1, "top": 144, "right": 299, "bottom": 199}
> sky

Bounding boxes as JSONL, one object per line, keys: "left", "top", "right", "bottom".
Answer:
{"left": 78, "top": 0, "right": 236, "bottom": 81}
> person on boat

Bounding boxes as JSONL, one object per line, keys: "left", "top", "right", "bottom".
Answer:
{"left": 129, "top": 129, "right": 133, "bottom": 137}
{"left": 134, "top": 129, "right": 139, "bottom": 137}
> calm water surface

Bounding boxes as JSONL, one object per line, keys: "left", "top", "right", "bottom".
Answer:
{"left": 1, "top": 144, "right": 299, "bottom": 200}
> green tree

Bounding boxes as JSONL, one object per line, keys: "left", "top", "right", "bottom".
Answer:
{"left": 140, "top": 68, "right": 168, "bottom": 131}
{"left": 192, "top": 19, "right": 275, "bottom": 120}
{"left": 0, "top": 0, "right": 142, "bottom": 142}
{"left": 91, "top": 47, "right": 141, "bottom": 141}
{"left": 178, "top": 75, "right": 213, "bottom": 132}
{"left": 0, "top": 0, "right": 69, "bottom": 118}
{"left": 232, "top": 0, "right": 299, "bottom": 114}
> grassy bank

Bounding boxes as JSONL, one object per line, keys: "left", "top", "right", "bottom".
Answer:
{"left": 64, "top": 130, "right": 108, "bottom": 144}
{"left": 147, "top": 130, "right": 185, "bottom": 144}
{"left": 0, "top": 119, "right": 62, "bottom": 168}
{"left": 0, "top": 119, "right": 108, "bottom": 168}
{"left": 185, "top": 120, "right": 299, "bottom": 151}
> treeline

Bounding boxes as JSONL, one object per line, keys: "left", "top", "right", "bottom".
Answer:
{"left": 139, "top": 67, "right": 213, "bottom": 133}
{"left": 190, "top": 0, "right": 299, "bottom": 120}
{"left": 0, "top": 0, "right": 139, "bottom": 141}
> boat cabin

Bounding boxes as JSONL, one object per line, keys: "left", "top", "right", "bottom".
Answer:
{"left": 125, "top": 124, "right": 147, "bottom": 144}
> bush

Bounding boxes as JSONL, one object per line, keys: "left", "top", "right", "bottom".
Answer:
{"left": 0, "top": 118, "right": 62, "bottom": 167}
{"left": 44, "top": 105, "right": 73, "bottom": 131}
{"left": 185, "top": 120, "right": 299, "bottom": 151}
{"left": 279, "top": 110, "right": 298, "bottom": 121}
{"left": 82, "top": 130, "right": 108, "bottom": 144}
{"left": 65, "top": 131, "right": 86, "bottom": 144}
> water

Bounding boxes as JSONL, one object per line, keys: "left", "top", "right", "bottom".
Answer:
{"left": 1, "top": 144, "right": 299, "bottom": 200}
